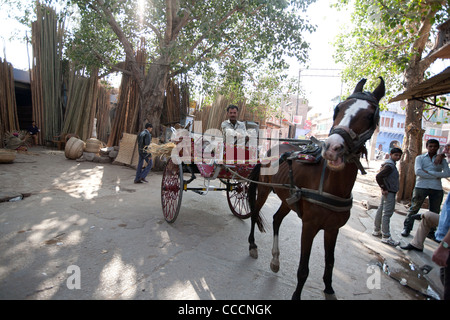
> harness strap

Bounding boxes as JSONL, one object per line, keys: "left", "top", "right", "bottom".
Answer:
{"left": 221, "top": 157, "right": 353, "bottom": 212}
{"left": 301, "top": 188, "right": 353, "bottom": 212}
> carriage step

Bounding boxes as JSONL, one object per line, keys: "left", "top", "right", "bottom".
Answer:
{"left": 192, "top": 190, "right": 207, "bottom": 195}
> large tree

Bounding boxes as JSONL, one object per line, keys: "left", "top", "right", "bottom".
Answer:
{"left": 56, "top": 0, "right": 315, "bottom": 134}
{"left": 333, "top": 0, "right": 450, "bottom": 202}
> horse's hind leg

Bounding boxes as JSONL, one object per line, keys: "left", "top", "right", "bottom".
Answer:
{"left": 323, "top": 228, "right": 339, "bottom": 300}
{"left": 270, "top": 203, "right": 291, "bottom": 273}
{"left": 248, "top": 185, "right": 271, "bottom": 259}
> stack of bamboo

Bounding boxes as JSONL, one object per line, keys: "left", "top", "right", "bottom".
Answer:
{"left": 0, "top": 58, "right": 19, "bottom": 147}
{"left": 162, "top": 79, "right": 190, "bottom": 126}
{"left": 61, "top": 68, "right": 100, "bottom": 141}
{"left": 193, "top": 94, "right": 267, "bottom": 133}
{"left": 30, "top": 3, "right": 64, "bottom": 144}
{"left": 194, "top": 94, "right": 245, "bottom": 132}
{"left": 107, "top": 49, "right": 146, "bottom": 147}
{"left": 95, "top": 85, "right": 111, "bottom": 143}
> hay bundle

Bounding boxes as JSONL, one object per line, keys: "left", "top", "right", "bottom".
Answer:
{"left": 144, "top": 142, "right": 176, "bottom": 158}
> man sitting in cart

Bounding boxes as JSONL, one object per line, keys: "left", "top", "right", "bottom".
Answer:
{"left": 221, "top": 104, "right": 248, "bottom": 145}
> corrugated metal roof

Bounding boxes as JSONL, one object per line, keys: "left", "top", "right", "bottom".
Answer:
{"left": 389, "top": 67, "right": 450, "bottom": 103}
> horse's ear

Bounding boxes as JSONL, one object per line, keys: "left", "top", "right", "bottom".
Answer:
{"left": 333, "top": 106, "right": 339, "bottom": 121}
{"left": 372, "top": 77, "right": 385, "bottom": 102}
{"left": 353, "top": 78, "right": 367, "bottom": 93}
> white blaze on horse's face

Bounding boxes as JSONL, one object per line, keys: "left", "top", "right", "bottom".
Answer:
{"left": 324, "top": 99, "right": 371, "bottom": 170}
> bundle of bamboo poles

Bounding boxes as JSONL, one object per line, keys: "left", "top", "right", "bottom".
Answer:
{"left": 200, "top": 94, "right": 245, "bottom": 132}
{"left": 95, "top": 85, "right": 111, "bottom": 143}
{"left": 163, "top": 80, "right": 181, "bottom": 125}
{"left": 193, "top": 94, "right": 267, "bottom": 133}
{"left": 0, "top": 58, "right": 20, "bottom": 147}
{"left": 30, "top": 3, "right": 64, "bottom": 144}
{"left": 61, "top": 67, "right": 99, "bottom": 141}
{"left": 107, "top": 48, "right": 146, "bottom": 147}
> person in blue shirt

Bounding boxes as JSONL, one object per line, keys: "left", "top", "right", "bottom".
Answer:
{"left": 432, "top": 209, "right": 450, "bottom": 300}
{"left": 134, "top": 123, "right": 153, "bottom": 184}
{"left": 402, "top": 139, "right": 450, "bottom": 237}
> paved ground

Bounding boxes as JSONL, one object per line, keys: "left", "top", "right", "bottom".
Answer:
{"left": 0, "top": 146, "right": 445, "bottom": 300}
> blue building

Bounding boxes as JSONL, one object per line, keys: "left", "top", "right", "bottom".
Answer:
{"left": 375, "top": 102, "right": 406, "bottom": 153}
{"left": 374, "top": 100, "right": 449, "bottom": 156}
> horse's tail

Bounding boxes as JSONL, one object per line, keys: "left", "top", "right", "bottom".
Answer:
{"left": 248, "top": 163, "right": 266, "bottom": 233}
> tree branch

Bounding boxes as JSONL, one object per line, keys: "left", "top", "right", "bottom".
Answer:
{"left": 165, "top": 0, "right": 173, "bottom": 45}
{"left": 95, "top": 0, "right": 144, "bottom": 89}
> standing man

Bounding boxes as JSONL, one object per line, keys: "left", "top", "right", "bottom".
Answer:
{"left": 134, "top": 123, "right": 153, "bottom": 184}
{"left": 373, "top": 147, "right": 403, "bottom": 246}
{"left": 401, "top": 139, "right": 450, "bottom": 237}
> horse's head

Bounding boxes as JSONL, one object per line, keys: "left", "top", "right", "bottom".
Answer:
{"left": 323, "top": 77, "right": 385, "bottom": 171}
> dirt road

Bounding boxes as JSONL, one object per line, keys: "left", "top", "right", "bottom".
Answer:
{"left": 0, "top": 147, "right": 444, "bottom": 300}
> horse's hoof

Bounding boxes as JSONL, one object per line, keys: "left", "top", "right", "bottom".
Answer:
{"left": 270, "top": 261, "right": 279, "bottom": 273}
{"left": 323, "top": 292, "right": 337, "bottom": 300}
{"left": 291, "top": 292, "right": 301, "bottom": 300}
{"left": 249, "top": 248, "right": 258, "bottom": 259}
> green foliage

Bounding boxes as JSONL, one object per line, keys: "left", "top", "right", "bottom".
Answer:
{"left": 3, "top": 0, "right": 316, "bottom": 98}
{"left": 332, "top": 0, "right": 450, "bottom": 107}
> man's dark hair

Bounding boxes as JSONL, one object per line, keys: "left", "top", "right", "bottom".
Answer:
{"left": 426, "top": 138, "right": 439, "bottom": 147}
{"left": 390, "top": 147, "right": 402, "bottom": 154}
{"left": 145, "top": 123, "right": 153, "bottom": 129}
{"left": 226, "top": 104, "right": 239, "bottom": 112}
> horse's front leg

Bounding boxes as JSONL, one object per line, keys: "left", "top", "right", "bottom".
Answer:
{"left": 270, "top": 204, "right": 290, "bottom": 273}
{"left": 323, "top": 228, "right": 339, "bottom": 300}
{"left": 292, "top": 223, "right": 319, "bottom": 300}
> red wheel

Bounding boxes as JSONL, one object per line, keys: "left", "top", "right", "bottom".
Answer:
{"left": 161, "top": 158, "right": 183, "bottom": 223}
{"left": 226, "top": 179, "right": 252, "bottom": 219}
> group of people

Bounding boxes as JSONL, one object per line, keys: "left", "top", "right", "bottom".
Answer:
{"left": 373, "top": 138, "right": 450, "bottom": 299}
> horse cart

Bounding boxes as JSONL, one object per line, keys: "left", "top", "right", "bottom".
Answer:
{"left": 159, "top": 133, "right": 313, "bottom": 223}
{"left": 160, "top": 135, "right": 258, "bottom": 223}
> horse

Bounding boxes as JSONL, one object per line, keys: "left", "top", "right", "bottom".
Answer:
{"left": 247, "top": 77, "right": 385, "bottom": 300}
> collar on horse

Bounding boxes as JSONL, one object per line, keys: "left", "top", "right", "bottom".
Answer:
{"left": 283, "top": 154, "right": 353, "bottom": 214}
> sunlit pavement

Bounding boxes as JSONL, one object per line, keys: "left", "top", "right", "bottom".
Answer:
{"left": 0, "top": 148, "right": 444, "bottom": 299}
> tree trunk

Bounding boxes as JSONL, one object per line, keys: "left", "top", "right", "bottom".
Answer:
{"left": 397, "top": 69, "right": 426, "bottom": 202}
{"left": 138, "top": 57, "right": 170, "bottom": 137}
{"left": 397, "top": 99, "right": 425, "bottom": 202}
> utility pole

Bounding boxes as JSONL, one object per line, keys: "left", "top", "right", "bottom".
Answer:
{"left": 294, "top": 69, "right": 301, "bottom": 138}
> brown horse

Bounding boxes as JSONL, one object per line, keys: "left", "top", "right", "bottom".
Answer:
{"left": 247, "top": 77, "right": 385, "bottom": 300}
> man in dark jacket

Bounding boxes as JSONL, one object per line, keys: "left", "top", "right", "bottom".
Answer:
{"left": 135, "top": 123, "right": 153, "bottom": 184}
{"left": 27, "top": 121, "right": 40, "bottom": 145}
{"left": 373, "top": 147, "right": 403, "bottom": 246}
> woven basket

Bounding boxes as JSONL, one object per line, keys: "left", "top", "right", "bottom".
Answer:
{"left": 85, "top": 138, "right": 102, "bottom": 153}
{"left": 0, "top": 149, "right": 16, "bottom": 163}
{"left": 65, "top": 137, "right": 85, "bottom": 160}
